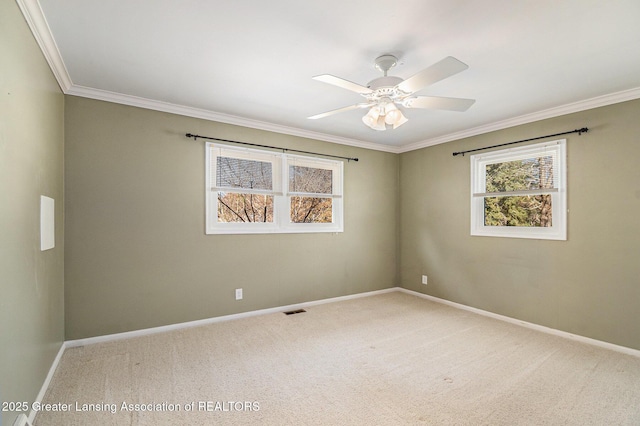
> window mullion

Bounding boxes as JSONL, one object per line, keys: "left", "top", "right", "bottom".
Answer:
{"left": 278, "top": 154, "right": 288, "bottom": 228}
{"left": 213, "top": 187, "right": 281, "bottom": 196}
{"left": 287, "top": 191, "right": 340, "bottom": 199}
{"left": 474, "top": 188, "right": 558, "bottom": 198}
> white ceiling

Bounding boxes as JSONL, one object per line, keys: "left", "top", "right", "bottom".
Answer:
{"left": 22, "top": 0, "right": 640, "bottom": 152}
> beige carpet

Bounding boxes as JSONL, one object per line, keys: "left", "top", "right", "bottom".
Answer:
{"left": 34, "top": 292, "right": 640, "bottom": 425}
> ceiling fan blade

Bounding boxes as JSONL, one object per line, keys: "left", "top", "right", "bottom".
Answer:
{"left": 403, "top": 96, "right": 475, "bottom": 112}
{"left": 397, "top": 56, "right": 469, "bottom": 94}
{"left": 312, "top": 74, "right": 373, "bottom": 95}
{"left": 308, "top": 103, "right": 373, "bottom": 120}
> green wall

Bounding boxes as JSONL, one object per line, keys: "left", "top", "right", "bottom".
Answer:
{"left": 64, "top": 96, "right": 399, "bottom": 339}
{"left": 0, "top": 1, "right": 65, "bottom": 425}
{"left": 400, "top": 99, "right": 640, "bottom": 350}
{"left": 64, "top": 96, "right": 640, "bottom": 351}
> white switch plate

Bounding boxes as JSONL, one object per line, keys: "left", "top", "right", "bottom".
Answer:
{"left": 421, "top": 275, "right": 428, "bottom": 285}
{"left": 235, "top": 288, "right": 243, "bottom": 300}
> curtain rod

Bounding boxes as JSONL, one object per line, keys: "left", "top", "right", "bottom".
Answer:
{"left": 452, "top": 127, "right": 589, "bottom": 157}
{"left": 186, "top": 133, "right": 359, "bottom": 162}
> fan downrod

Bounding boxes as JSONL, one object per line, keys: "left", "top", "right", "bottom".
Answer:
{"left": 374, "top": 55, "right": 398, "bottom": 76}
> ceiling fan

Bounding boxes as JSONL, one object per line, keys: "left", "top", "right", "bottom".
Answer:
{"left": 308, "top": 54, "right": 475, "bottom": 131}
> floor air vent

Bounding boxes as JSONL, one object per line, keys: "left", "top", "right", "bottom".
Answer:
{"left": 284, "top": 309, "right": 306, "bottom": 315}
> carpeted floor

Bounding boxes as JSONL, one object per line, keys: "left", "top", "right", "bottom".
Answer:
{"left": 34, "top": 291, "right": 640, "bottom": 425}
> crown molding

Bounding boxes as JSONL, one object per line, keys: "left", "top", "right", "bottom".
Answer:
{"left": 398, "top": 87, "right": 640, "bottom": 153}
{"left": 16, "top": 0, "right": 72, "bottom": 92}
{"left": 17, "top": 0, "right": 640, "bottom": 155}
{"left": 66, "top": 84, "right": 400, "bottom": 153}
{"left": 64, "top": 84, "right": 640, "bottom": 156}
{"left": 16, "top": 0, "right": 394, "bottom": 154}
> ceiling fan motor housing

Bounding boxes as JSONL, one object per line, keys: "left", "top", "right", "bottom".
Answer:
{"left": 368, "top": 56, "right": 408, "bottom": 103}
{"left": 365, "top": 76, "right": 409, "bottom": 104}
{"left": 367, "top": 76, "right": 404, "bottom": 90}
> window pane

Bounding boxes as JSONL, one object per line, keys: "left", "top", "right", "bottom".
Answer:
{"left": 486, "top": 155, "right": 554, "bottom": 192}
{"left": 290, "top": 196, "right": 332, "bottom": 223}
{"left": 217, "top": 157, "right": 272, "bottom": 190}
{"left": 484, "top": 194, "right": 552, "bottom": 227}
{"left": 217, "top": 192, "right": 273, "bottom": 223}
{"left": 289, "top": 165, "right": 332, "bottom": 194}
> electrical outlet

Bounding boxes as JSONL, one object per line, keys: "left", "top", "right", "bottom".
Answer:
{"left": 421, "top": 275, "right": 428, "bottom": 285}
{"left": 235, "top": 288, "right": 243, "bottom": 300}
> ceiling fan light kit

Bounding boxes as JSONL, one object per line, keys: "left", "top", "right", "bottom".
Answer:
{"left": 362, "top": 100, "right": 408, "bottom": 131}
{"left": 309, "top": 54, "right": 475, "bottom": 131}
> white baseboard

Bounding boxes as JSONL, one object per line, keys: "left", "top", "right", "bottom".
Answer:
{"left": 12, "top": 413, "right": 32, "bottom": 426}
{"left": 65, "top": 287, "right": 398, "bottom": 348}
{"left": 24, "top": 343, "right": 65, "bottom": 425}
{"left": 398, "top": 288, "right": 640, "bottom": 358}
{"left": 32, "top": 285, "right": 638, "bottom": 424}
{"left": 31, "top": 287, "right": 394, "bottom": 423}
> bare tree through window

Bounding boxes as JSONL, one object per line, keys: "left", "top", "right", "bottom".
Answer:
{"left": 216, "top": 156, "right": 274, "bottom": 222}
{"left": 289, "top": 165, "right": 333, "bottom": 223}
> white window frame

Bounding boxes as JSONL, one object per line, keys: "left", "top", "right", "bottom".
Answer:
{"left": 206, "top": 143, "right": 343, "bottom": 234}
{"left": 284, "top": 154, "right": 343, "bottom": 233}
{"left": 470, "top": 139, "right": 567, "bottom": 240}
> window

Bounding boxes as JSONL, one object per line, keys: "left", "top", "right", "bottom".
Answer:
{"left": 470, "top": 139, "right": 567, "bottom": 240}
{"left": 206, "top": 143, "right": 343, "bottom": 234}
